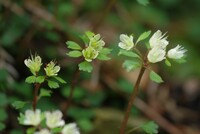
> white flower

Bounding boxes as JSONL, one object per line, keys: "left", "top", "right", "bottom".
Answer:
{"left": 82, "top": 46, "right": 99, "bottom": 62}
{"left": 118, "top": 34, "right": 134, "bottom": 50}
{"left": 45, "top": 110, "right": 65, "bottom": 129}
{"left": 149, "top": 30, "right": 169, "bottom": 49}
{"left": 167, "top": 45, "right": 187, "bottom": 59}
{"left": 44, "top": 61, "right": 60, "bottom": 77}
{"left": 89, "top": 34, "right": 105, "bottom": 51}
{"left": 62, "top": 123, "right": 80, "bottom": 134}
{"left": 24, "top": 54, "right": 42, "bottom": 75}
{"left": 147, "top": 47, "right": 166, "bottom": 63}
{"left": 23, "top": 109, "right": 41, "bottom": 126}
{"left": 34, "top": 129, "right": 51, "bottom": 134}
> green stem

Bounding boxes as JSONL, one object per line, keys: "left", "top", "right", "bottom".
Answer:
{"left": 120, "top": 66, "right": 146, "bottom": 134}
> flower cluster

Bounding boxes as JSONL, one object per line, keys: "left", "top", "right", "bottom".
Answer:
{"left": 25, "top": 54, "right": 60, "bottom": 77}
{"left": 20, "top": 109, "right": 80, "bottom": 134}
{"left": 82, "top": 33, "right": 105, "bottom": 62}
{"left": 118, "top": 30, "right": 187, "bottom": 64}
{"left": 147, "top": 30, "right": 187, "bottom": 63}
{"left": 66, "top": 31, "right": 111, "bottom": 72}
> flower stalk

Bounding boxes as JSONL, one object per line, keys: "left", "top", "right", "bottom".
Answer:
{"left": 120, "top": 66, "right": 146, "bottom": 134}
{"left": 33, "top": 83, "right": 41, "bottom": 111}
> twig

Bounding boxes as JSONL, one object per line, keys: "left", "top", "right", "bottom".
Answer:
{"left": 120, "top": 66, "right": 146, "bottom": 134}
{"left": 32, "top": 83, "right": 41, "bottom": 111}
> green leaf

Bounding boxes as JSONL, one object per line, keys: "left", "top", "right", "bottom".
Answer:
{"left": 97, "top": 53, "right": 110, "bottom": 60}
{"left": 17, "top": 113, "right": 25, "bottom": 125}
{"left": 136, "top": 30, "right": 151, "bottom": 44}
{"left": 51, "top": 127, "right": 62, "bottom": 133}
{"left": 54, "top": 76, "right": 67, "bottom": 84}
{"left": 123, "top": 60, "right": 141, "bottom": 72}
{"left": 0, "top": 93, "right": 8, "bottom": 107}
{"left": 79, "top": 34, "right": 90, "bottom": 44}
{"left": 39, "top": 88, "right": 52, "bottom": 98}
{"left": 136, "top": 0, "right": 150, "bottom": 6}
{"left": 0, "top": 122, "right": 5, "bottom": 131}
{"left": 173, "top": 58, "right": 187, "bottom": 64}
{"left": 77, "top": 119, "right": 94, "bottom": 132}
{"left": 165, "top": 59, "right": 171, "bottom": 67}
{"left": 150, "top": 71, "right": 163, "bottom": 83}
{"left": 66, "top": 41, "right": 82, "bottom": 50}
{"left": 85, "top": 31, "right": 95, "bottom": 39}
{"left": 12, "top": 101, "right": 28, "bottom": 109}
{"left": 26, "top": 127, "right": 36, "bottom": 134}
{"left": 47, "top": 80, "right": 60, "bottom": 89}
{"left": 67, "top": 51, "right": 82, "bottom": 57}
{"left": 118, "top": 49, "right": 140, "bottom": 58}
{"left": 141, "top": 121, "right": 159, "bottom": 134}
{"left": 36, "top": 76, "right": 45, "bottom": 83}
{"left": 25, "top": 76, "right": 36, "bottom": 84}
{"left": 0, "top": 109, "right": 7, "bottom": 121}
{"left": 99, "top": 48, "right": 112, "bottom": 55}
{"left": 78, "top": 61, "right": 93, "bottom": 72}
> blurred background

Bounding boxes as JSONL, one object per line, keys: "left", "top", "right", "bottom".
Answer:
{"left": 0, "top": 0, "right": 200, "bottom": 134}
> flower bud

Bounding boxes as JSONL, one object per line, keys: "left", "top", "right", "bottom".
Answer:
{"left": 167, "top": 45, "right": 187, "bottom": 59}
{"left": 24, "top": 54, "right": 42, "bottom": 75}
{"left": 34, "top": 129, "right": 51, "bottom": 134}
{"left": 45, "top": 110, "right": 65, "bottom": 129}
{"left": 62, "top": 123, "right": 80, "bottom": 134}
{"left": 44, "top": 61, "right": 60, "bottom": 77}
{"left": 118, "top": 34, "right": 134, "bottom": 50}
{"left": 148, "top": 47, "right": 166, "bottom": 63}
{"left": 23, "top": 109, "right": 41, "bottom": 126}
{"left": 82, "top": 46, "right": 99, "bottom": 62}
{"left": 89, "top": 34, "right": 105, "bottom": 51}
{"left": 149, "top": 30, "right": 169, "bottom": 49}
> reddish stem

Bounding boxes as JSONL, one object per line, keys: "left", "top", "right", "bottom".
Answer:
{"left": 32, "top": 83, "right": 41, "bottom": 111}
{"left": 120, "top": 66, "right": 146, "bottom": 134}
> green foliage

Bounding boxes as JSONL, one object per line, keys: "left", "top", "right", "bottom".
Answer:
{"left": 54, "top": 76, "right": 67, "bottom": 84}
{"left": 39, "top": 88, "right": 52, "bottom": 98}
{"left": 165, "top": 59, "right": 171, "bottom": 67}
{"left": 141, "top": 121, "right": 159, "bottom": 134}
{"left": 17, "top": 113, "right": 25, "bottom": 125}
{"left": 136, "top": 0, "right": 150, "bottom": 6}
{"left": 67, "top": 50, "right": 82, "bottom": 58}
{"left": 77, "top": 119, "right": 94, "bottom": 132}
{"left": 26, "top": 127, "right": 36, "bottom": 134}
{"left": 47, "top": 80, "right": 60, "bottom": 89}
{"left": 118, "top": 49, "right": 140, "bottom": 58}
{"left": 123, "top": 60, "right": 141, "bottom": 72}
{"left": 136, "top": 30, "right": 151, "bottom": 44}
{"left": 36, "top": 76, "right": 45, "bottom": 84}
{"left": 149, "top": 71, "right": 163, "bottom": 83}
{"left": 25, "top": 76, "right": 36, "bottom": 84}
{"left": 12, "top": 101, "right": 28, "bottom": 110}
{"left": 97, "top": 48, "right": 112, "bottom": 61}
{"left": 78, "top": 61, "right": 93, "bottom": 72}
{"left": 66, "top": 41, "right": 82, "bottom": 50}
{"left": 0, "top": 109, "right": 7, "bottom": 121}
{"left": 0, "top": 122, "right": 5, "bottom": 131}
{"left": 0, "top": 93, "right": 8, "bottom": 107}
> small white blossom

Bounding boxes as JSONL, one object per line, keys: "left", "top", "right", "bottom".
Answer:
{"left": 89, "top": 34, "right": 105, "bottom": 51}
{"left": 44, "top": 61, "right": 60, "bottom": 77}
{"left": 23, "top": 109, "right": 41, "bottom": 126}
{"left": 45, "top": 110, "right": 65, "bottom": 129}
{"left": 62, "top": 123, "right": 80, "bottom": 134}
{"left": 149, "top": 30, "right": 169, "bottom": 49}
{"left": 118, "top": 34, "right": 134, "bottom": 50}
{"left": 34, "top": 129, "right": 51, "bottom": 134}
{"left": 167, "top": 45, "right": 187, "bottom": 59}
{"left": 24, "top": 54, "right": 42, "bottom": 75}
{"left": 147, "top": 47, "right": 166, "bottom": 63}
{"left": 82, "top": 46, "right": 99, "bottom": 62}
